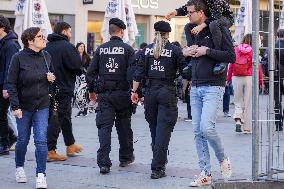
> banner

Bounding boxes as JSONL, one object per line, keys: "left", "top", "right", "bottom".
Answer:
{"left": 234, "top": 0, "right": 252, "bottom": 44}
{"left": 14, "top": 0, "right": 52, "bottom": 41}
{"left": 101, "top": 0, "right": 138, "bottom": 45}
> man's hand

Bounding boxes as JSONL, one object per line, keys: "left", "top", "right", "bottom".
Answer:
{"left": 2, "top": 90, "right": 9, "bottom": 99}
{"left": 183, "top": 45, "right": 198, "bottom": 57}
{"left": 131, "top": 92, "right": 139, "bottom": 104}
{"left": 47, "top": 72, "right": 56, "bottom": 83}
{"left": 13, "top": 109, "right": 22, "bottom": 119}
{"left": 193, "top": 46, "right": 209, "bottom": 57}
{"left": 165, "top": 10, "right": 177, "bottom": 21}
{"left": 191, "top": 23, "right": 207, "bottom": 35}
{"left": 89, "top": 93, "right": 97, "bottom": 103}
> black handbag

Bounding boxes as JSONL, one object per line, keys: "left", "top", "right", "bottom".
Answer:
{"left": 42, "top": 51, "right": 59, "bottom": 124}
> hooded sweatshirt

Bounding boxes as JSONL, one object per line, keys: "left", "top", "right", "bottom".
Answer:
{"left": 0, "top": 31, "right": 20, "bottom": 89}
{"left": 45, "top": 33, "right": 82, "bottom": 95}
{"left": 227, "top": 44, "right": 263, "bottom": 85}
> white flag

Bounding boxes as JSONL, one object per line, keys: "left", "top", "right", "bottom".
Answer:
{"left": 14, "top": 0, "right": 52, "bottom": 40}
{"left": 279, "top": 1, "right": 284, "bottom": 29}
{"left": 101, "top": 0, "right": 138, "bottom": 45}
{"left": 234, "top": 0, "right": 252, "bottom": 44}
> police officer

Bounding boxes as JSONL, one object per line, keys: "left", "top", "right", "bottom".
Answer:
{"left": 86, "top": 18, "right": 135, "bottom": 174}
{"left": 131, "top": 21, "right": 185, "bottom": 179}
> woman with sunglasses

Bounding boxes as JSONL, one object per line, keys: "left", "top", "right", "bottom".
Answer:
{"left": 7, "top": 27, "right": 55, "bottom": 189}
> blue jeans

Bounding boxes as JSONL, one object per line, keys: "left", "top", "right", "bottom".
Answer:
{"left": 190, "top": 86, "right": 226, "bottom": 175}
{"left": 223, "top": 85, "right": 230, "bottom": 113}
{"left": 15, "top": 108, "right": 49, "bottom": 174}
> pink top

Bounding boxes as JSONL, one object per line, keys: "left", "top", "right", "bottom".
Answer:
{"left": 227, "top": 44, "right": 263, "bottom": 85}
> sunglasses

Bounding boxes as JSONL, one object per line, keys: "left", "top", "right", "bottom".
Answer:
{"left": 35, "top": 35, "right": 45, "bottom": 40}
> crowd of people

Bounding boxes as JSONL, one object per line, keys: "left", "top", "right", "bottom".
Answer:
{"left": 1, "top": 0, "right": 284, "bottom": 188}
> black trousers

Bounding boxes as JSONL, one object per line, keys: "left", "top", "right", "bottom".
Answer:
{"left": 0, "top": 85, "right": 10, "bottom": 147}
{"left": 47, "top": 94, "right": 75, "bottom": 151}
{"left": 96, "top": 90, "right": 134, "bottom": 168}
{"left": 144, "top": 85, "right": 178, "bottom": 171}
{"left": 274, "top": 78, "right": 284, "bottom": 128}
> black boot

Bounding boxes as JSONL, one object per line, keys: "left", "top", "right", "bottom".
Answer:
{"left": 100, "top": 166, "right": 110, "bottom": 174}
{"left": 119, "top": 155, "right": 135, "bottom": 167}
{"left": 0, "top": 145, "right": 9, "bottom": 155}
{"left": 150, "top": 170, "right": 166, "bottom": 179}
{"left": 82, "top": 108, "right": 88, "bottom": 116}
{"left": 276, "top": 122, "right": 283, "bottom": 131}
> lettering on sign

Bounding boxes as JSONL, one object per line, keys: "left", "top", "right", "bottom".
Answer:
{"left": 132, "top": 0, "right": 159, "bottom": 9}
{"left": 83, "top": 0, "right": 93, "bottom": 5}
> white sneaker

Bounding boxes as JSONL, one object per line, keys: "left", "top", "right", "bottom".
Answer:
{"left": 220, "top": 157, "right": 232, "bottom": 178}
{"left": 189, "top": 171, "right": 212, "bottom": 187}
{"left": 36, "top": 173, "right": 47, "bottom": 189}
{"left": 15, "top": 167, "right": 27, "bottom": 183}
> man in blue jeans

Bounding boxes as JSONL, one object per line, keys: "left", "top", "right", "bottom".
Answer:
{"left": 184, "top": 0, "right": 236, "bottom": 187}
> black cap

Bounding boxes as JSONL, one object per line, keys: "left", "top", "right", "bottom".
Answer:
{"left": 109, "top": 18, "right": 126, "bottom": 30}
{"left": 154, "top": 21, "right": 171, "bottom": 32}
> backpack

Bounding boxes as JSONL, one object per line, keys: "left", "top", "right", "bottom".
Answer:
{"left": 233, "top": 48, "right": 251, "bottom": 76}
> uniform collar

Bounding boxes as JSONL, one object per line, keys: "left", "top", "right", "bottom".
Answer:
{"left": 110, "top": 36, "right": 123, "bottom": 41}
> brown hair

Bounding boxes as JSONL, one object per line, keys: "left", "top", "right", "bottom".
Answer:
{"left": 186, "top": 0, "right": 210, "bottom": 17}
{"left": 242, "top": 34, "right": 252, "bottom": 46}
{"left": 21, "top": 27, "right": 41, "bottom": 48}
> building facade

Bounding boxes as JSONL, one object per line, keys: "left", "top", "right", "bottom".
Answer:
{"left": 0, "top": 0, "right": 282, "bottom": 51}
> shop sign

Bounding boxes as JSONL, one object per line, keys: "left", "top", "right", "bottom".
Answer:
{"left": 132, "top": 0, "right": 159, "bottom": 9}
{"left": 83, "top": 0, "right": 93, "bottom": 4}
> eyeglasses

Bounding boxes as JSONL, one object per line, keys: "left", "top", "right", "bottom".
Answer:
{"left": 35, "top": 35, "right": 45, "bottom": 40}
{"left": 188, "top": 11, "right": 198, "bottom": 15}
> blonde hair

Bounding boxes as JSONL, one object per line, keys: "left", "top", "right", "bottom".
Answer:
{"left": 153, "top": 31, "right": 169, "bottom": 59}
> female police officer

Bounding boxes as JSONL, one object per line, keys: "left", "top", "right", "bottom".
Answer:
{"left": 131, "top": 21, "right": 185, "bottom": 179}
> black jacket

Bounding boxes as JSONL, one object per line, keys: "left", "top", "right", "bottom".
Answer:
{"left": 7, "top": 48, "right": 53, "bottom": 111}
{"left": 0, "top": 31, "right": 20, "bottom": 89}
{"left": 86, "top": 36, "right": 135, "bottom": 92}
{"left": 189, "top": 26, "right": 235, "bottom": 86}
{"left": 134, "top": 42, "right": 186, "bottom": 83}
{"left": 45, "top": 33, "right": 82, "bottom": 95}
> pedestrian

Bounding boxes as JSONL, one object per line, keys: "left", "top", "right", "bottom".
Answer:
{"left": 223, "top": 80, "right": 232, "bottom": 117}
{"left": 45, "top": 22, "right": 83, "bottom": 161}
{"left": 74, "top": 42, "right": 91, "bottom": 117}
{"left": 86, "top": 18, "right": 135, "bottom": 174}
{"left": 166, "top": 0, "right": 234, "bottom": 75}
{"left": 131, "top": 21, "right": 186, "bottom": 179}
{"left": 273, "top": 29, "right": 284, "bottom": 131}
{"left": 7, "top": 27, "right": 55, "bottom": 189}
{"left": 0, "top": 15, "right": 20, "bottom": 155}
{"left": 184, "top": 0, "right": 235, "bottom": 186}
{"left": 227, "top": 34, "right": 263, "bottom": 134}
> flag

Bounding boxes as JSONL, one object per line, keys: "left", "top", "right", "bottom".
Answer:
{"left": 101, "top": 0, "right": 138, "bottom": 45}
{"left": 234, "top": 0, "right": 252, "bottom": 44}
{"left": 14, "top": 0, "right": 52, "bottom": 41}
{"left": 279, "top": 1, "right": 284, "bottom": 29}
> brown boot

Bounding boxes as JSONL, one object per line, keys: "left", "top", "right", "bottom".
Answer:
{"left": 66, "top": 144, "right": 82, "bottom": 157}
{"left": 47, "top": 150, "right": 67, "bottom": 162}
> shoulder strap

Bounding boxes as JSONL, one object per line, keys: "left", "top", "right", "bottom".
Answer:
{"left": 42, "top": 50, "right": 50, "bottom": 72}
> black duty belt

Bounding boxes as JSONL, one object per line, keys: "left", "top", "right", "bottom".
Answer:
{"left": 147, "top": 79, "right": 175, "bottom": 87}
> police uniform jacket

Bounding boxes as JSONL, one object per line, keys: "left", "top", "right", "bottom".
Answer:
{"left": 133, "top": 42, "right": 186, "bottom": 84}
{"left": 86, "top": 36, "right": 136, "bottom": 92}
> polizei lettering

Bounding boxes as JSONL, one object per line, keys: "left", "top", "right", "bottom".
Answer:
{"left": 100, "top": 47, "right": 125, "bottom": 55}
{"left": 145, "top": 48, "right": 172, "bottom": 57}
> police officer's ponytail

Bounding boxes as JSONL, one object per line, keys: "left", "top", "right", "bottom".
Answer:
{"left": 153, "top": 31, "right": 168, "bottom": 59}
